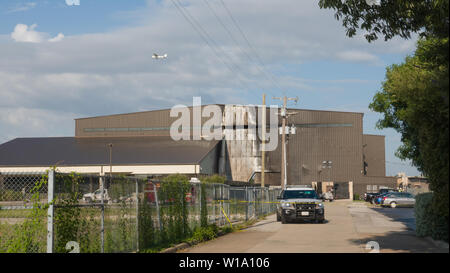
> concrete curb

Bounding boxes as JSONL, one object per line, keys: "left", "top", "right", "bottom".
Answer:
{"left": 425, "top": 236, "right": 449, "bottom": 250}
{"left": 160, "top": 242, "right": 191, "bottom": 253}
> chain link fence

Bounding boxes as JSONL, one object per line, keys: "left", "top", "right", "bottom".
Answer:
{"left": 0, "top": 171, "right": 281, "bottom": 253}
{"left": 0, "top": 172, "right": 48, "bottom": 253}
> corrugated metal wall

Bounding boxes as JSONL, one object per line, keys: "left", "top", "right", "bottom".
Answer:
{"left": 265, "top": 109, "right": 364, "bottom": 186}
{"left": 75, "top": 106, "right": 226, "bottom": 137}
{"left": 363, "top": 134, "right": 386, "bottom": 176}
{"left": 353, "top": 176, "right": 397, "bottom": 196}
{"left": 74, "top": 106, "right": 394, "bottom": 191}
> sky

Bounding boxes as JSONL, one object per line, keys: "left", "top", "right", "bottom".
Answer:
{"left": 0, "top": 0, "right": 421, "bottom": 176}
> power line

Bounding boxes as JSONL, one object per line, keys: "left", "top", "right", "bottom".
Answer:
{"left": 202, "top": 0, "right": 278, "bottom": 99}
{"left": 169, "top": 0, "right": 257, "bottom": 94}
{"left": 218, "top": 0, "right": 286, "bottom": 97}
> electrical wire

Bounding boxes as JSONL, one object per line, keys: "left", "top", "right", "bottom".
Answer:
{"left": 202, "top": 0, "right": 278, "bottom": 99}
{"left": 218, "top": 0, "right": 287, "bottom": 97}
{"left": 169, "top": 0, "right": 258, "bottom": 95}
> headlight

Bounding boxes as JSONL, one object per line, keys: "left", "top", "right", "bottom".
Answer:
{"left": 281, "top": 202, "right": 294, "bottom": 208}
{"left": 316, "top": 203, "right": 324, "bottom": 208}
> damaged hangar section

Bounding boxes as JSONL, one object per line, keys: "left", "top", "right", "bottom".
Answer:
{"left": 0, "top": 104, "right": 396, "bottom": 197}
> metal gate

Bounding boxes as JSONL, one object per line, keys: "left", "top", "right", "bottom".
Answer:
{"left": 333, "top": 182, "right": 349, "bottom": 199}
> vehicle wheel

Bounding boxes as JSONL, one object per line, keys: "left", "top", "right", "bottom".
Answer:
{"left": 281, "top": 216, "right": 287, "bottom": 224}
{"left": 390, "top": 202, "right": 397, "bottom": 208}
{"left": 85, "top": 197, "right": 92, "bottom": 203}
{"left": 276, "top": 213, "right": 281, "bottom": 222}
{"left": 316, "top": 218, "right": 324, "bottom": 224}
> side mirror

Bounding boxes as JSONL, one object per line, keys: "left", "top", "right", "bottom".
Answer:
{"left": 276, "top": 195, "right": 282, "bottom": 200}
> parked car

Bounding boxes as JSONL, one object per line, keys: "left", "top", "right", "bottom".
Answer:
{"left": 373, "top": 192, "right": 390, "bottom": 204}
{"left": 381, "top": 192, "right": 415, "bottom": 208}
{"left": 364, "top": 192, "right": 378, "bottom": 202}
{"left": 367, "top": 188, "right": 398, "bottom": 204}
{"left": 83, "top": 188, "right": 111, "bottom": 203}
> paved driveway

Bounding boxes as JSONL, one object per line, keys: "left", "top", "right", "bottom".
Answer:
{"left": 181, "top": 201, "right": 447, "bottom": 253}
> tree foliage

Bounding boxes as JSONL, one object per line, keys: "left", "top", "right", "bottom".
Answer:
{"left": 369, "top": 36, "right": 449, "bottom": 230}
{"left": 318, "top": 0, "right": 449, "bottom": 42}
{"left": 320, "top": 0, "right": 449, "bottom": 240}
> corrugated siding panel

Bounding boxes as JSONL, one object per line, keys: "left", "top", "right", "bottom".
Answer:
{"left": 266, "top": 109, "right": 363, "bottom": 185}
{"left": 363, "top": 135, "right": 386, "bottom": 176}
{"left": 76, "top": 106, "right": 225, "bottom": 137}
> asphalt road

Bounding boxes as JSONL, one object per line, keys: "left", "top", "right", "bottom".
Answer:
{"left": 181, "top": 201, "right": 447, "bottom": 253}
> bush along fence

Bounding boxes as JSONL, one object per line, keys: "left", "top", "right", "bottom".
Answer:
{"left": 0, "top": 171, "right": 281, "bottom": 253}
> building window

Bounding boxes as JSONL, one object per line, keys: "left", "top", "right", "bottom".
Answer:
{"left": 84, "top": 127, "right": 169, "bottom": 132}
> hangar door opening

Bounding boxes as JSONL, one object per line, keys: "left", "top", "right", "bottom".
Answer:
{"left": 333, "top": 182, "right": 349, "bottom": 199}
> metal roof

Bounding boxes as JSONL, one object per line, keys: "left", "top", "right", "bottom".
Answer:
{"left": 0, "top": 136, "right": 220, "bottom": 167}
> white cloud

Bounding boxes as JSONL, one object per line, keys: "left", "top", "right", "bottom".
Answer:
{"left": 7, "top": 2, "right": 37, "bottom": 13}
{"left": 0, "top": 107, "right": 76, "bottom": 143}
{"left": 11, "top": 24, "right": 44, "bottom": 43}
{"left": 11, "top": 24, "right": 64, "bottom": 43}
{"left": 336, "top": 50, "right": 381, "bottom": 64}
{"left": 48, "top": 33, "right": 65, "bottom": 42}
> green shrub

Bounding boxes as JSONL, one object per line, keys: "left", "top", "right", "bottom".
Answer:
{"left": 201, "top": 174, "right": 227, "bottom": 184}
{"left": 220, "top": 225, "right": 234, "bottom": 234}
{"left": 186, "top": 225, "right": 219, "bottom": 244}
{"left": 415, "top": 192, "right": 448, "bottom": 242}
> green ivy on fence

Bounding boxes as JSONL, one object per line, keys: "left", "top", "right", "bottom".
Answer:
{"left": 54, "top": 172, "right": 100, "bottom": 253}
{"left": 159, "top": 174, "right": 191, "bottom": 245}
{"left": 2, "top": 173, "right": 48, "bottom": 253}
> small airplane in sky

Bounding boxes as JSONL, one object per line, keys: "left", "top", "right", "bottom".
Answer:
{"left": 152, "top": 53, "right": 167, "bottom": 59}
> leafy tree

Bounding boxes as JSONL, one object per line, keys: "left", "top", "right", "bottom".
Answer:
{"left": 369, "top": 37, "right": 449, "bottom": 233}
{"left": 318, "top": 0, "right": 449, "bottom": 42}
{"left": 320, "top": 0, "right": 448, "bottom": 241}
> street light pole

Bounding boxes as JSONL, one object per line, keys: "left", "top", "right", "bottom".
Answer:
{"left": 261, "top": 93, "right": 266, "bottom": 188}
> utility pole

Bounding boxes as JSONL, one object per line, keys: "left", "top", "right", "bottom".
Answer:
{"left": 261, "top": 94, "right": 266, "bottom": 188}
{"left": 273, "top": 96, "right": 298, "bottom": 189}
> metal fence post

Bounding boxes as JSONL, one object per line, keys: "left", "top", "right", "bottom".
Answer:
{"left": 198, "top": 183, "right": 201, "bottom": 226}
{"left": 153, "top": 182, "right": 162, "bottom": 231}
{"left": 100, "top": 175, "right": 104, "bottom": 253}
{"left": 135, "top": 179, "right": 139, "bottom": 253}
{"left": 245, "top": 187, "right": 248, "bottom": 221}
{"left": 226, "top": 185, "right": 230, "bottom": 224}
{"left": 47, "top": 169, "right": 54, "bottom": 253}
{"left": 253, "top": 188, "right": 256, "bottom": 219}
{"left": 220, "top": 185, "right": 223, "bottom": 226}
{"left": 213, "top": 185, "right": 216, "bottom": 225}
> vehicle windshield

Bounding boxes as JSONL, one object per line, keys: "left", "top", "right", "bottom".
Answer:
{"left": 282, "top": 190, "right": 318, "bottom": 199}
